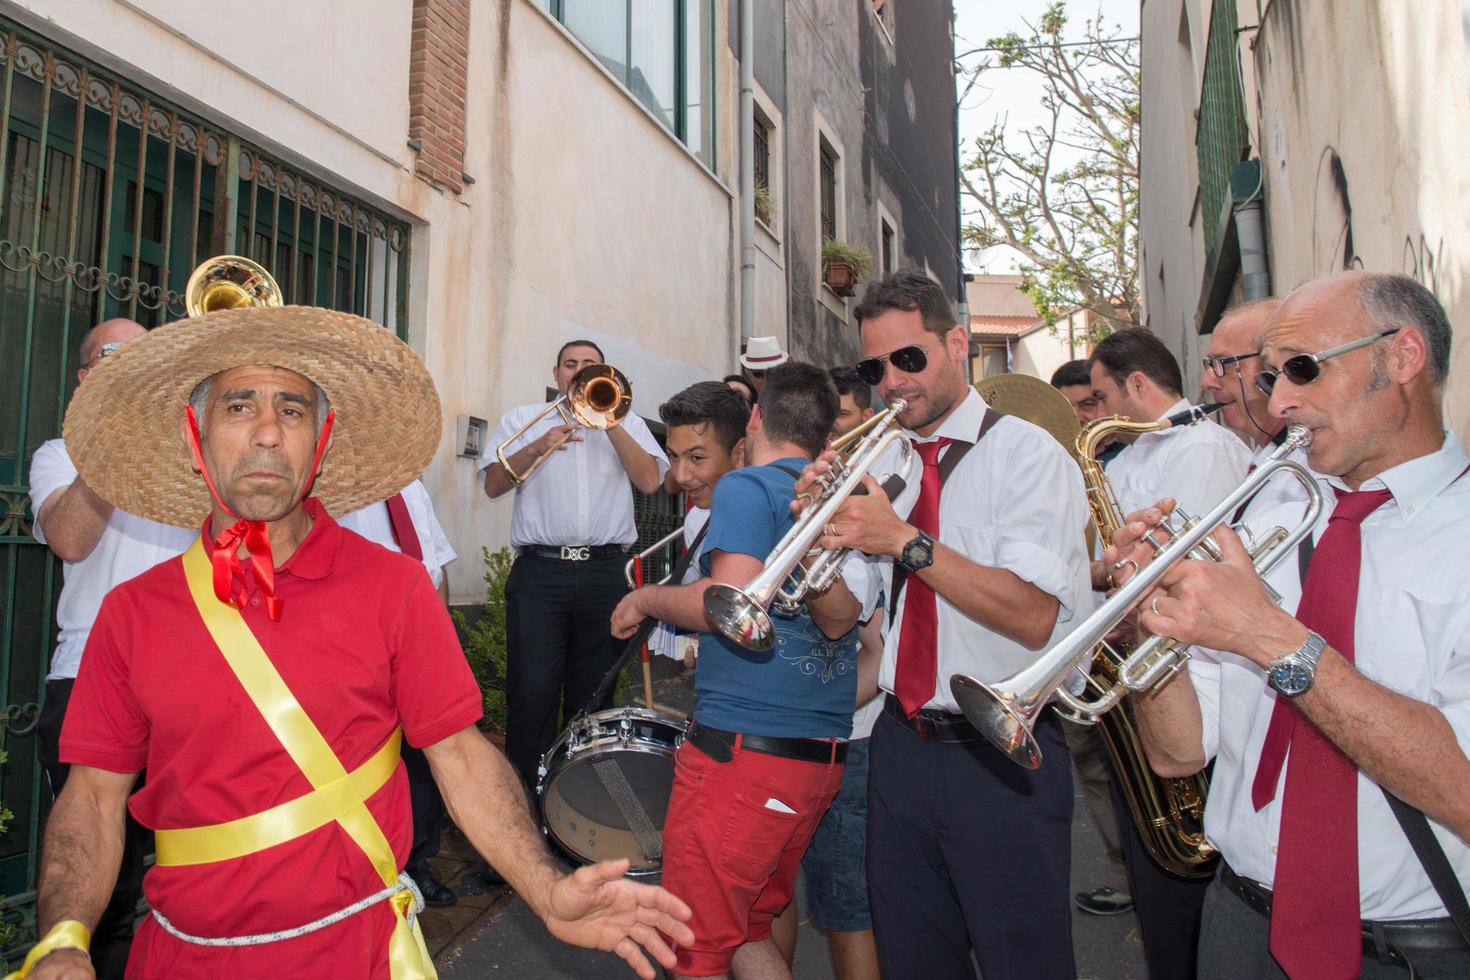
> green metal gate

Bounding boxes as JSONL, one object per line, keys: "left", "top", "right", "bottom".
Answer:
{"left": 0, "top": 18, "right": 412, "bottom": 940}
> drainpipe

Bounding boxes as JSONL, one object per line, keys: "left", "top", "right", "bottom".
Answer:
{"left": 1236, "top": 196, "right": 1270, "bottom": 300}
{"left": 739, "top": 0, "right": 756, "bottom": 343}
{"left": 950, "top": 3, "right": 969, "bottom": 380}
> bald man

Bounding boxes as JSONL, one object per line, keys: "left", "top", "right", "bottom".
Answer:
{"left": 1200, "top": 299, "right": 1320, "bottom": 526}
{"left": 28, "top": 319, "right": 196, "bottom": 978}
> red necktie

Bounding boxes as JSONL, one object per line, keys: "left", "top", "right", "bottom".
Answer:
{"left": 385, "top": 492, "right": 423, "bottom": 561}
{"left": 893, "top": 438, "right": 952, "bottom": 717}
{"left": 1251, "top": 486, "right": 1391, "bottom": 979}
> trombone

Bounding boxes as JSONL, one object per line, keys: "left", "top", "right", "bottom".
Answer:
{"left": 185, "top": 255, "right": 283, "bottom": 316}
{"left": 950, "top": 425, "right": 1324, "bottom": 769}
{"left": 703, "top": 399, "right": 917, "bottom": 651}
{"left": 496, "top": 364, "right": 632, "bottom": 484}
{"left": 625, "top": 526, "right": 687, "bottom": 589}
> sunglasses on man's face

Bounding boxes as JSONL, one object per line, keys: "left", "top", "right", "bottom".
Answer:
{"left": 855, "top": 343, "right": 931, "bottom": 386}
{"left": 1201, "top": 351, "right": 1259, "bottom": 378}
{"left": 1254, "top": 328, "right": 1401, "bottom": 397}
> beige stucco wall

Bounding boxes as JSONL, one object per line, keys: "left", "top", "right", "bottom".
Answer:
{"left": 1011, "top": 327, "right": 1071, "bottom": 382}
{"left": 10, "top": 0, "right": 741, "bottom": 602}
{"left": 1140, "top": 0, "right": 1470, "bottom": 437}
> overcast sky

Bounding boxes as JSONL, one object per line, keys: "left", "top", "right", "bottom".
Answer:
{"left": 954, "top": 1, "right": 1138, "bottom": 273}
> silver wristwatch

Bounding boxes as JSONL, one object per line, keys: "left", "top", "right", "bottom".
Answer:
{"left": 1266, "top": 630, "right": 1326, "bottom": 698}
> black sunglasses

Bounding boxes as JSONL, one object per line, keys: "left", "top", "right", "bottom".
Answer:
{"left": 1254, "top": 328, "right": 1401, "bottom": 397}
{"left": 1201, "top": 351, "right": 1259, "bottom": 378}
{"left": 855, "top": 343, "right": 931, "bottom": 385}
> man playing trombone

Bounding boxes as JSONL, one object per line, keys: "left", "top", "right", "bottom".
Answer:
{"left": 1108, "top": 272, "right": 1470, "bottom": 978}
{"left": 479, "top": 340, "right": 668, "bottom": 794}
{"left": 610, "top": 363, "right": 873, "bottom": 979}
{"left": 793, "top": 271, "right": 1091, "bottom": 979}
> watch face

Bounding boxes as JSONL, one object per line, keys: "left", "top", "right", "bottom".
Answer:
{"left": 1271, "top": 660, "right": 1313, "bottom": 697}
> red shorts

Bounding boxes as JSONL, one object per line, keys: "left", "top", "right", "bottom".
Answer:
{"left": 660, "top": 737, "right": 844, "bottom": 976}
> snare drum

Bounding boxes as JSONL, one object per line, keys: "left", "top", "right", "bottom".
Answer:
{"left": 536, "top": 707, "right": 687, "bottom": 876}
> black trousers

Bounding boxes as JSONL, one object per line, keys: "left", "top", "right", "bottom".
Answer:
{"left": 866, "top": 710, "right": 1076, "bottom": 980}
{"left": 504, "top": 552, "right": 628, "bottom": 789}
{"left": 38, "top": 678, "right": 151, "bottom": 980}
{"left": 1109, "top": 768, "right": 1210, "bottom": 980}
{"left": 402, "top": 744, "right": 443, "bottom": 880}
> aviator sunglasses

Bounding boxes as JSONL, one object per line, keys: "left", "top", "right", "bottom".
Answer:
{"left": 1254, "top": 328, "right": 1400, "bottom": 397}
{"left": 855, "top": 343, "right": 932, "bottom": 385}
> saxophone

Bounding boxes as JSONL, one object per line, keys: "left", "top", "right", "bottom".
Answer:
{"left": 1075, "top": 411, "right": 1219, "bottom": 880}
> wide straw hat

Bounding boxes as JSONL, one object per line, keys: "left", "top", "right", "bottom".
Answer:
{"left": 973, "top": 373, "right": 1081, "bottom": 460}
{"left": 739, "top": 335, "right": 789, "bottom": 370}
{"left": 62, "top": 305, "right": 442, "bottom": 528}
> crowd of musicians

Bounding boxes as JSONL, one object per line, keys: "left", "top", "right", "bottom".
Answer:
{"left": 15, "top": 261, "right": 1470, "bottom": 980}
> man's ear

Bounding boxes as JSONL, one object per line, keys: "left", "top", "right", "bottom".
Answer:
{"left": 731, "top": 436, "right": 748, "bottom": 469}
{"left": 1389, "top": 326, "right": 1431, "bottom": 385}
{"left": 946, "top": 323, "right": 968, "bottom": 361}
{"left": 748, "top": 404, "right": 762, "bottom": 436}
{"left": 179, "top": 413, "right": 202, "bottom": 474}
{"left": 861, "top": 407, "right": 875, "bottom": 421}
{"left": 1126, "top": 370, "right": 1150, "bottom": 398}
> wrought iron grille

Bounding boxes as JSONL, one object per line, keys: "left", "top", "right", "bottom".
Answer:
{"left": 1195, "top": 0, "right": 1250, "bottom": 267}
{"left": 819, "top": 140, "right": 837, "bottom": 243}
{"left": 753, "top": 110, "right": 771, "bottom": 196}
{"left": 0, "top": 17, "right": 411, "bottom": 931}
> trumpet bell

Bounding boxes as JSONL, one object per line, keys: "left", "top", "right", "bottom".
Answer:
{"left": 703, "top": 583, "right": 775, "bottom": 652}
{"left": 184, "top": 255, "right": 283, "bottom": 317}
{"left": 950, "top": 674, "right": 1045, "bottom": 769}
{"left": 567, "top": 365, "right": 632, "bottom": 430}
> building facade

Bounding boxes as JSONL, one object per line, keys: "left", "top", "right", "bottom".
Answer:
{"left": 1140, "top": 0, "right": 1470, "bottom": 431}
{"left": 0, "top": 0, "right": 961, "bottom": 914}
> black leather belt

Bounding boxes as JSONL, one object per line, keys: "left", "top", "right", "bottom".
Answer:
{"left": 882, "top": 693, "right": 982, "bottom": 744}
{"left": 686, "top": 722, "right": 847, "bottom": 765}
{"left": 1219, "top": 862, "right": 1469, "bottom": 963}
{"left": 523, "top": 544, "right": 628, "bottom": 561}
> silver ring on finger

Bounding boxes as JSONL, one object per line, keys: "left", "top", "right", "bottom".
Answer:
{"left": 825, "top": 522, "right": 838, "bottom": 537}
{"left": 1150, "top": 597, "right": 1162, "bottom": 617}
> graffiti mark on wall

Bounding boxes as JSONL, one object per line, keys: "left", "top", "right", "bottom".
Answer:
{"left": 1310, "top": 146, "right": 1360, "bottom": 273}
{"left": 1402, "top": 233, "right": 1446, "bottom": 296}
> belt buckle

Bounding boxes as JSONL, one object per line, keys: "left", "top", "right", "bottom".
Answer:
{"left": 913, "top": 714, "right": 940, "bottom": 741}
{"left": 560, "top": 546, "right": 590, "bottom": 561}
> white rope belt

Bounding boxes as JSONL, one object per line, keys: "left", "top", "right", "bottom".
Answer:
{"left": 151, "top": 872, "right": 424, "bottom": 948}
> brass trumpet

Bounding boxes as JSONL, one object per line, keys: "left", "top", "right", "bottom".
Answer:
{"left": 703, "top": 400, "right": 917, "bottom": 651}
{"left": 950, "top": 425, "right": 1324, "bottom": 768}
{"left": 184, "top": 255, "right": 283, "bottom": 317}
{"left": 496, "top": 364, "right": 632, "bottom": 484}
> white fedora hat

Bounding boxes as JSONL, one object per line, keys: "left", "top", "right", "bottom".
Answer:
{"left": 739, "top": 336, "right": 789, "bottom": 371}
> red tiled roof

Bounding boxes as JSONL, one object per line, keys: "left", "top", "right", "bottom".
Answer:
{"left": 969, "top": 314, "right": 1043, "bottom": 337}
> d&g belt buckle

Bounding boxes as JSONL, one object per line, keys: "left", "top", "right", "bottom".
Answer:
{"left": 559, "top": 546, "right": 591, "bottom": 561}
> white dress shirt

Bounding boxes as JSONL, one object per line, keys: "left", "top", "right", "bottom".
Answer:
{"left": 878, "top": 389, "right": 1092, "bottom": 711}
{"left": 648, "top": 507, "right": 711, "bottom": 660}
{"left": 1232, "top": 433, "right": 1321, "bottom": 532}
{"left": 479, "top": 403, "right": 669, "bottom": 549}
{"left": 1190, "top": 432, "right": 1470, "bottom": 920}
{"left": 29, "top": 438, "right": 197, "bottom": 680}
{"left": 337, "top": 479, "right": 457, "bottom": 588}
{"left": 1107, "top": 398, "right": 1252, "bottom": 520}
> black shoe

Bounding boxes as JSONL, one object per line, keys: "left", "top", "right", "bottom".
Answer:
{"left": 1074, "top": 885, "right": 1134, "bottom": 915}
{"left": 415, "top": 875, "right": 457, "bottom": 908}
{"left": 459, "top": 867, "right": 506, "bottom": 895}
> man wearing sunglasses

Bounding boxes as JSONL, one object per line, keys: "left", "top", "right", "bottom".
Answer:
{"left": 1087, "top": 327, "right": 1250, "bottom": 980}
{"left": 1109, "top": 271, "right": 1470, "bottom": 978}
{"left": 28, "top": 318, "right": 198, "bottom": 978}
{"left": 796, "top": 271, "right": 1091, "bottom": 979}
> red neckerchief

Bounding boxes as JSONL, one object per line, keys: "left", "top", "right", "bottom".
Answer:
{"left": 185, "top": 403, "right": 335, "bottom": 622}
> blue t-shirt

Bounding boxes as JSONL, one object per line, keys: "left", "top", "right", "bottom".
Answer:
{"left": 695, "top": 458, "right": 858, "bottom": 738}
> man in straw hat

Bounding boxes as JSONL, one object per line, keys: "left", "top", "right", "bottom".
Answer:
{"left": 16, "top": 306, "right": 693, "bottom": 979}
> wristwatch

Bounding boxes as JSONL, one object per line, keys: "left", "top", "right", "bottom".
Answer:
{"left": 896, "top": 530, "right": 935, "bottom": 573}
{"left": 1266, "top": 630, "right": 1326, "bottom": 698}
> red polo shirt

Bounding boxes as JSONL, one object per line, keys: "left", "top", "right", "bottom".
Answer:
{"left": 61, "top": 499, "right": 482, "bottom": 979}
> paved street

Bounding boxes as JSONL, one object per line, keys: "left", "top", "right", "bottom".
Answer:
{"left": 435, "top": 661, "right": 1147, "bottom": 979}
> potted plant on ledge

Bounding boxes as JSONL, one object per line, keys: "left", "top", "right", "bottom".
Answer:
{"left": 821, "top": 238, "right": 872, "bottom": 297}
{"left": 754, "top": 184, "right": 776, "bottom": 226}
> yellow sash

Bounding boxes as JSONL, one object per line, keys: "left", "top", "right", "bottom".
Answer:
{"left": 160, "top": 539, "right": 434, "bottom": 978}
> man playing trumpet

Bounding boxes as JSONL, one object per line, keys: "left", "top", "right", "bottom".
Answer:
{"left": 791, "top": 271, "right": 1091, "bottom": 979}
{"left": 1107, "top": 271, "right": 1470, "bottom": 978}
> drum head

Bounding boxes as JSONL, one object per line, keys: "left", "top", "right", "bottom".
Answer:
{"left": 542, "top": 746, "right": 675, "bottom": 874}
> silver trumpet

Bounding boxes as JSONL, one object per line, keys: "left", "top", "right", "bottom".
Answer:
{"left": 950, "top": 425, "right": 1324, "bottom": 769}
{"left": 703, "top": 399, "right": 917, "bottom": 651}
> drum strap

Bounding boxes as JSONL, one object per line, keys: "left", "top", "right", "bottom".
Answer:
{"left": 592, "top": 757, "right": 664, "bottom": 863}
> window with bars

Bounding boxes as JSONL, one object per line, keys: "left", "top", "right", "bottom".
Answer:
{"left": 819, "top": 139, "right": 838, "bottom": 244}
{"left": 753, "top": 108, "right": 771, "bottom": 195}
{"left": 881, "top": 218, "right": 895, "bottom": 273}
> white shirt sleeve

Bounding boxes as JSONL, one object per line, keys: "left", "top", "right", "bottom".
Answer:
{"left": 402, "top": 481, "right": 457, "bottom": 585}
{"left": 479, "top": 406, "right": 534, "bottom": 473}
{"left": 621, "top": 413, "right": 671, "bottom": 480}
{"left": 28, "top": 439, "right": 79, "bottom": 547}
{"left": 986, "top": 443, "right": 1088, "bottom": 621}
{"left": 838, "top": 551, "right": 883, "bottom": 623}
{"left": 1186, "top": 651, "right": 1224, "bottom": 763}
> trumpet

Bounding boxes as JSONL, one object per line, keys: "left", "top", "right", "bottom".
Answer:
{"left": 703, "top": 400, "right": 917, "bottom": 651}
{"left": 496, "top": 364, "right": 632, "bottom": 484}
{"left": 950, "top": 425, "right": 1324, "bottom": 768}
